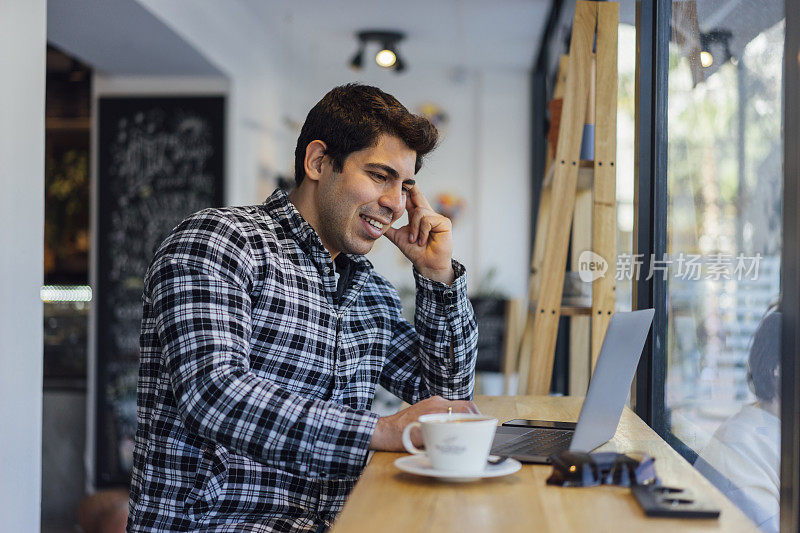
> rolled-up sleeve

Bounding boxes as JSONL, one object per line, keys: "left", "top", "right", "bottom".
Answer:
{"left": 147, "top": 212, "right": 379, "bottom": 478}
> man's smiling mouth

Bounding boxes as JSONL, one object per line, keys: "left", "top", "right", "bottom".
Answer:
{"left": 360, "top": 214, "right": 387, "bottom": 230}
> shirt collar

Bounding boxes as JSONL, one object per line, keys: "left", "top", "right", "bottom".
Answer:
{"left": 262, "top": 188, "right": 373, "bottom": 270}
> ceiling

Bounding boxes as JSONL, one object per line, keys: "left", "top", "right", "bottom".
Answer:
{"left": 244, "top": 0, "right": 551, "bottom": 72}
{"left": 47, "top": 0, "right": 224, "bottom": 76}
{"left": 46, "top": 0, "right": 550, "bottom": 78}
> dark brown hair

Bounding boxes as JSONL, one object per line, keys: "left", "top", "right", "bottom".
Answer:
{"left": 294, "top": 84, "right": 438, "bottom": 185}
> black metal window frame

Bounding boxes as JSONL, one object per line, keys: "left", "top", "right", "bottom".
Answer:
{"left": 780, "top": 1, "right": 800, "bottom": 530}
{"left": 630, "top": 0, "right": 800, "bottom": 528}
{"left": 632, "top": 0, "right": 670, "bottom": 441}
{"left": 534, "top": 0, "right": 800, "bottom": 527}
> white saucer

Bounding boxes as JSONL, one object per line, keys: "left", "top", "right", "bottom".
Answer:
{"left": 394, "top": 455, "right": 522, "bottom": 482}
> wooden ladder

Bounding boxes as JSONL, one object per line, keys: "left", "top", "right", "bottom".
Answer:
{"left": 518, "top": 0, "right": 619, "bottom": 396}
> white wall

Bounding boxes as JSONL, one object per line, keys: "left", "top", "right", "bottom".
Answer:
{"left": 474, "top": 68, "right": 531, "bottom": 297}
{"left": 0, "top": 0, "right": 46, "bottom": 530}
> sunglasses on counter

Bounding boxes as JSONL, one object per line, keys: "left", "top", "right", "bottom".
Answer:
{"left": 546, "top": 451, "right": 658, "bottom": 488}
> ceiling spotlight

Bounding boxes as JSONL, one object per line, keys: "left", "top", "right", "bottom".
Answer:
{"left": 351, "top": 30, "right": 406, "bottom": 73}
{"left": 699, "top": 29, "right": 733, "bottom": 69}
{"left": 375, "top": 49, "right": 397, "bottom": 68}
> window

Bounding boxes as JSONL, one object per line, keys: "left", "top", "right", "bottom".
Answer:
{"left": 616, "top": 22, "right": 637, "bottom": 313}
{"left": 665, "top": 2, "right": 784, "bottom": 530}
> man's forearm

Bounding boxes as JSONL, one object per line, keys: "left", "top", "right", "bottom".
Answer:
{"left": 171, "top": 365, "right": 379, "bottom": 476}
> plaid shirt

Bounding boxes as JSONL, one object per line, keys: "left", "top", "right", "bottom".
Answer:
{"left": 127, "top": 189, "right": 478, "bottom": 532}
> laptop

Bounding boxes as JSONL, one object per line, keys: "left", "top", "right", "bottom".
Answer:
{"left": 489, "top": 309, "right": 655, "bottom": 463}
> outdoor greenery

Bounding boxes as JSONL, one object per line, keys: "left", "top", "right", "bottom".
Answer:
{"left": 44, "top": 148, "right": 89, "bottom": 280}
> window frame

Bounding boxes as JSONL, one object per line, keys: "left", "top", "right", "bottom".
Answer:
{"left": 632, "top": 0, "right": 670, "bottom": 440}
{"left": 629, "top": 0, "right": 800, "bottom": 527}
{"left": 535, "top": 0, "right": 800, "bottom": 527}
{"left": 780, "top": 0, "right": 800, "bottom": 529}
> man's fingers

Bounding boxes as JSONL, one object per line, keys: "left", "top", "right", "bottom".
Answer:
{"left": 408, "top": 209, "right": 425, "bottom": 244}
{"left": 384, "top": 225, "right": 414, "bottom": 250}
{"left": 383, "top": 225, "right": 399, "bottom": 243}
{"left": 408, "top": 185, "right": 433, "bottom": 210}
{"left": 418, "top": 218, "right": 433, "bottom": 247}
{"left": 417, "top": 214, "right": 451, "bottom": 247}
{"left": 405, "top": 193, "right": 415, "bottom": 214}
{"left": 409, "top": 210, "right": 449, "bottom": 246}
{"left": 404, "top": 195, "right": 415, "bottom": 243}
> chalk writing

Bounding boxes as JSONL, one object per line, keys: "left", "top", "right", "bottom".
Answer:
{"left": 96, "top": 97, "right": 224, "bottom": 485}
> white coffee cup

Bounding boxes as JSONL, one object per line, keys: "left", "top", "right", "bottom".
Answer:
{"left": 402, "top": 413, "right": 498, "bottom": 473}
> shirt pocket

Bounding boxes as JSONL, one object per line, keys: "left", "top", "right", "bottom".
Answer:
{"left": 184, "top": 441, "right": 230, "bottom": 520}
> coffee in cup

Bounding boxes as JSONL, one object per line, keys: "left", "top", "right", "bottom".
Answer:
{"left": 402, "top": 413, "right": 498, "bottom": 473}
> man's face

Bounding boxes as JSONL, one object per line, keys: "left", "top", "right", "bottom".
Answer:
{"left": 314, "top": 134, "right": 417, "bottom": 257}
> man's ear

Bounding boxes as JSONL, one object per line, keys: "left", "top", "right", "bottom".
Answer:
{"left": 304, "top": 140, "right": 328, "bottom": 183}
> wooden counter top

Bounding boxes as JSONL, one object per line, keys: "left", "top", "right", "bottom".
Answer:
{"left": 331, "top": 395, "right": 759, "bottom": 533}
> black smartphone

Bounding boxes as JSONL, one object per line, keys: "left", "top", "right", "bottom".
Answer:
{"left": 502, "top": 419, "right": 577, "bottom": 430}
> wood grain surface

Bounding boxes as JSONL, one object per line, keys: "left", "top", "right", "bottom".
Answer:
{"left": 527, "top": 0, "right": 596, "bottom": 394}
{"left": 331, "top": 396, "right": 758, "bottom": 533}
{"left": 591, "top": 0, "right": 619, "bottom": 371}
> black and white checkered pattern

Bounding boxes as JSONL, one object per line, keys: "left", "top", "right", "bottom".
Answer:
{"left": 127, "top": 189, "right": 478, "bottom": 532}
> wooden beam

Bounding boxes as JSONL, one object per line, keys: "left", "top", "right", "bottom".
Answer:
{"left": 526, "top": 0, "right": 597, "bottom": 395}
{"left": 591, "top": 1, "right": 619, "bottom": 371}
{"left": 570, "top": 188, "right": 593, "bottom": 394}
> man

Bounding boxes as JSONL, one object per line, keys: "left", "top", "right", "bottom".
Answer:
{"left": 127, "top": 84, "right": 479, "bottom": 532}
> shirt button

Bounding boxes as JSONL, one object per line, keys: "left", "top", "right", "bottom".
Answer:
{"left": 443, "top": 289, "right": 454, "bottom": 298}
{"left": 323, "top": 267, "right": 331, "bottom": 274}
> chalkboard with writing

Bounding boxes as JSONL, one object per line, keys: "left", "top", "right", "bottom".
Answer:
{"left": 96, "top": 96, "right": 224, "bottom": 486}
{"left": 470, "top": 297, "right": 508, "bottom": 373}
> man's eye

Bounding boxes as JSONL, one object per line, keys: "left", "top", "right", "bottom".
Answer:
{"left": 370, "top": 172, "right": 386, "bottom": 181}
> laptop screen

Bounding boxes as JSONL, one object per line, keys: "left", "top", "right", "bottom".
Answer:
{"left": 569, "top": 309, "right": 655, "bottom": 452}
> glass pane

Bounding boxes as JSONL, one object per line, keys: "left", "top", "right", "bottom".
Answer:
{"left": 666, "top": 2, "right": 784, "bottom": 531}
{"left": 617, "top": 22, "right": 637, "bottom": 313}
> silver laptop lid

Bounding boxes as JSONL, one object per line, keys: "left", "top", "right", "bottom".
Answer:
{"left": 569, "top": 309, "right": 655, "bottom": 452}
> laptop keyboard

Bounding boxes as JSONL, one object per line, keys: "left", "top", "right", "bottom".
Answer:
{"left": 492, "top": 428, "right": 574, "bottom": 456}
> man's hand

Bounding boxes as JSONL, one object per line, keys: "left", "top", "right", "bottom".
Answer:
{"left": 384, "top": 186, "right": 455, "bottom": 285}
{"left": 368, "top": 395, "right": 480, "bottom": 451}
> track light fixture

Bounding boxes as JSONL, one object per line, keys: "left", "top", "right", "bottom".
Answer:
{"left": 349, "top": 41, "right": 365, "bottom": 70}
{"left": 699, "top": 29, "right": 733, "bottom": 69}
{"left": 350, "top": 30, "right": 406, "bottom": 73}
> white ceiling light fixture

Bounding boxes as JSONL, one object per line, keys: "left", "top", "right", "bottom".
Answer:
{"left": 699, "top": 28, "right": 733, "bottom": 69}
{"left": 375, "top": 49, "right": 397, "bottom": 68}
{"left": 700, "top": 50, "right": 714, "bottom": 68}
{"left": 350, "top": 30, "right": 406, "bottom": 73}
